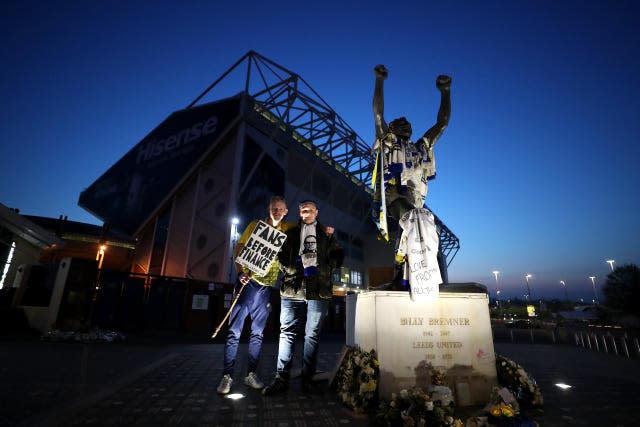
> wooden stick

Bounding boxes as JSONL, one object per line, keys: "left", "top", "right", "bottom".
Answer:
{"left": 211, "top": 281, "right": 248, "bottom": 339}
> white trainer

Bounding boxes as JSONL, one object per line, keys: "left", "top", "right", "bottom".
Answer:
{"left": 217, "top": 374, "right": 233, "bottom": 394}
{"left": 244, "top": 372, "right": 265, "bottom": 390}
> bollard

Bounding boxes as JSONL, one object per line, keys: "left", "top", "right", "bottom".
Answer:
{"left": 574, "top": 332, "right": 580, "bottom": 346}
{"left": 593, "top": 334, "right": 600, "bottom": 351}
{"left": 580, "top": 332, "right": 585, "bottom": 347}
{"left": 510, "top": 330, "right": 514, "bottom": 343}
{"left": 586, "top": 333, "right": 592, "bottom": 349}
{"left": 530, "top": 328, "right": 534, "bottom": 343}
{"left": 609, "top": 334, "right": 618, "bottom": 356}
{"left": 634, "top": 338, "right": 640, "bottom": 357}
{"left": 601, "top": 335, "right": 608, "bottom": 354}
{"left": 551, "top": 329, "right": 556, "bottom": 344}
{"left": 622, "top": 337, "right": 630, "bottom": 358}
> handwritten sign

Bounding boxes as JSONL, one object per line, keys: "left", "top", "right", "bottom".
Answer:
{"left": 235, "top": 220, "right": 287, "bottom": 276}
{"left": 399, "top": 208, "right": 441, "bottom": 301}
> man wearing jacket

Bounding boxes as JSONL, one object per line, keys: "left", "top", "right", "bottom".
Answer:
{"left": 216, "top": 196, "right": 292, "bottom": 395}
{"left": 262, "top": 200, "right": 344, "bottom": 395}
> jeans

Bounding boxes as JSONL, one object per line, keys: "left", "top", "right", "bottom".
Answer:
{"left": 222, "top": 280, "right": 272, "bottom": 376}
{"left": 276, "top": 297, "right": 328, "bottom": 380}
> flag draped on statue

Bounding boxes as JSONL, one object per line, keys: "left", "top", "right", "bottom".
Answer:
{"left": 371, "top": 145, "right": 389, "bottom": 242}
{"left": 397, "top": 208, "right": 441, "bottom": 301}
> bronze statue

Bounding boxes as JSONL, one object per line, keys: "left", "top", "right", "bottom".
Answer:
{"left": 371, "top": 65, "right": 451, "bottom": 292}
{"left": 372, "top": 64, "right": 451, "bottom": 222}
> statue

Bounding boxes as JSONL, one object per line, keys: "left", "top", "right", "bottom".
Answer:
{"left": 371, "top": 65, "right": 451, "bottom": 296}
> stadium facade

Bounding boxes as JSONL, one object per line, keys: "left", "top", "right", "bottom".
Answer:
{"left": 78, "top": 51, "right": 459, "bottom": 291}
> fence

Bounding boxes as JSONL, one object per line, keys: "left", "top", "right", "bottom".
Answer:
{"left": 492, "top": 325, "right": 640, "bottom": 359}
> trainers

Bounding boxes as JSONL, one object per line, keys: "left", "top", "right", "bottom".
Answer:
{"left": 244, "top": 372, "right": 265, "bottom": 390}
{"left": 262, "top": 375, "right": 289, "bottom": 396}
{"left": 217, "top": 374, "right": 233, "bottom": 395}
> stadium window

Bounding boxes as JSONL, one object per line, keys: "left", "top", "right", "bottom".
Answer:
{"left": 350, "top": 270, "right": 362, "bottom": 286}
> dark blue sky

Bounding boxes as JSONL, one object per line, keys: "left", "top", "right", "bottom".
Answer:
{"left": 2, "top": 0, "right": 639, "bottom": 301}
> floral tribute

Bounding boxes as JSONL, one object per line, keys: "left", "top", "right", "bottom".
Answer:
{"left": 494, "top": 354, "right": 543, "bottom": 409}
{"left": 474, "top": 354, "right": 543, "bottom": 426}
{"left": 334, "top": 348, "right": 543, "bottom": 427}
{"left": 373, "top": 388, "right": 463, "bottom": 427}
{"left": 333, "top": 346, "right": 380, "bottom": 412}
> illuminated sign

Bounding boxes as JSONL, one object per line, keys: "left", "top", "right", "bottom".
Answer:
{"left": 79, "top": 96, "right": 241, "bottom": 233}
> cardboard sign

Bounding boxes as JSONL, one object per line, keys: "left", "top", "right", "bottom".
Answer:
{"left": 235, "top": 220, "right": 287, "bottom": 276}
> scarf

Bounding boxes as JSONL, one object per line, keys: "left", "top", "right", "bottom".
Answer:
{"left": 299, "top": 221, "right": 318, "bottom": 276}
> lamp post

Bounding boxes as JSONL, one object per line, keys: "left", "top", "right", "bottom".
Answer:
{"left": 560, "top": 280, "right": 568, "bottom": 301}
{"left": 606, "top": 259, "right": 615, "bottom": 272}
{"left": 228, "top": 217, "right": 240, "bottom": 282}
{"left": 525, "top": 274, "right": 532, "bottom": 302}
{"left": 492, "top": 270, "right": 500, "bottom": 306}
{"left": 589, "top": 276, "right": 598, "bottom": 305}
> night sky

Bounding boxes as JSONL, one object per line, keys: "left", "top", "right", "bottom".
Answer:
{"left": 2, "top": 0, "right": 639, "bottom": 301}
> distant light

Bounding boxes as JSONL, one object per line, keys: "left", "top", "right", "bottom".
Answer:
{"left": 606, "top": 259, "right": 615, "bottom": 271}
{"left": 555, "top": 383, "right": 572, "bottom": 389}
{"left": 225, "top": 393, "right": 244, "bottom": 400}
{"left": 231, "top": 217, "right": 240, "bottom": 225}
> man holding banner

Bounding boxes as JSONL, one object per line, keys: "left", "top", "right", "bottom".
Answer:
{"left": 217, "top": 196, "right": 292, "bottom": 395}
{"left": 262, "top": 200, "right": 344, "bottom": 395}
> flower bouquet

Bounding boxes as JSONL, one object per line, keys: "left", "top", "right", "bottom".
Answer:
{"left": 334, "top": 346, "right": 380, "bottom": 412}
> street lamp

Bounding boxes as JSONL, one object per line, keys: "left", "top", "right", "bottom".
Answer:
{"left": 560, "top": 280, "right": 569, "bottom": 301}
{"left": 606, "top": 259, "right": 615, "bottom": 271}
{"left": 525, "top": 274, "right": 532, "bottom": 301}
{"left": 228, "top": 217, "right": 240, "bottom": 282}
{"left": 492, "top": 270, "right": 500, "bottom": 304}
{"left": 589, "top": 276, "right": 598, "bottom": 305}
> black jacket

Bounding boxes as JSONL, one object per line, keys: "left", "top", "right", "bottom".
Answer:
{"left": 277, "top": 220, "right": 344, "bottom": 300}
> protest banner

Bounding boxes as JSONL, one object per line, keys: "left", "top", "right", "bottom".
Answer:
{"left": 235, "top": 220, "right": 287, "bottom": 276}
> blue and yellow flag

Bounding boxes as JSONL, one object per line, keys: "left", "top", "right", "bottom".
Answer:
{"left": 371, "top": 146, "right": 389, "bottom": 241}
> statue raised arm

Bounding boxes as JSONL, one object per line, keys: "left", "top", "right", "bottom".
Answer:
{"left": 373, "top": 64, "right": 389, "bottom": 140}
{"left": 421, "top": 75, "right": 451, "bottom": 149}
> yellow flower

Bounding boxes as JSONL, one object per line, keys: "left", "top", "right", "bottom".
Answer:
{"left": 359, "top": 379, "right": 377, "bottom": 393}
{"left": 500, "top": 404, "right": 515, "bottom": 417}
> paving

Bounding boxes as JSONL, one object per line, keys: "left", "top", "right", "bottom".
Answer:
{"left": 1, "top": 332, "right": 639, "bottom": 427}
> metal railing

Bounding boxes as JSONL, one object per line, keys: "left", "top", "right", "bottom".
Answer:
{"left": 492, "top": 325, "right": 640, "bottom": 359}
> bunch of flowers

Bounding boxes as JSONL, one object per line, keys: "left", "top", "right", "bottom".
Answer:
{"left": 495, "top": 354, "right": 543, "bottom": 409}
{"left": 334, "top": 346, "right": 380, "bottom": 412}
{"left": 488, "top": 402, "right": 516, "bottom": 418}
{"left": 373, "top": 388, "right": 463, "bottom": 427}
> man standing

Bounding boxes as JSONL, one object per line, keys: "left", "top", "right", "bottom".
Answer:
{"left": 262, "top": 200, "right": 343, "bottom": 395}
{"left": 217, "top": 196, "right": 291, "bottom": 395}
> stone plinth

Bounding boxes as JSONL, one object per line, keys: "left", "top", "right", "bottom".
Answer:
{"left": 346, "top": 287, "right": 497, "bottom": 406}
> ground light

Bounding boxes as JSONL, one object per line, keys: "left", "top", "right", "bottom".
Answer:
{"left": 555, "top": 383, "right": 572, "bottom": 390}
{"left": 225, "top": 393, "right": 245, "bottom": 400}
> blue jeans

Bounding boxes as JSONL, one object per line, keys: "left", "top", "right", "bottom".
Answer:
{"left": 222, "top": 280, "right": 272, "bottom": 376}
{"left": 276, "top": 297, "right": 328, "bottom": 380}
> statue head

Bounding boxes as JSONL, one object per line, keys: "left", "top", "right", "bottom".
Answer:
{"left": 389, "top": 117, "right": 412, "bottom": 139}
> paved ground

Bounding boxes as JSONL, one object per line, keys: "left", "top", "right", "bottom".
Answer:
{"left": 1, "top": 332, "right": 639, "bottom": 426}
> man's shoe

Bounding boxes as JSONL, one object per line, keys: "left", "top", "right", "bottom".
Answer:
{"left": 217, "top": 374, "right": 233, "bottom": 395}
{"left": 262, "top": 375, "right": 288, "bottom": 396}
{"left": 244, "top": 372, "right": 265, "bottom": 390}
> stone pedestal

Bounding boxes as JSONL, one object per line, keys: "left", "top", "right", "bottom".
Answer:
{"left": 346, "top": 286, "right": 497, "bottom": 406}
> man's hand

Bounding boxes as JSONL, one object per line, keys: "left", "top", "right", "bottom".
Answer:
{"left": 374, "top": 64, "right": 388, "bottom": 80}
{"left": 436, "top": 75, "right": 451, "bottom": 92}
{"left": 325, "top": 226, "right": 335, "bottom": 236}
{"left": 238, "top": 271, "right": 252, "bottom": 285}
